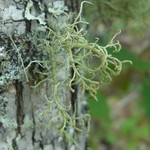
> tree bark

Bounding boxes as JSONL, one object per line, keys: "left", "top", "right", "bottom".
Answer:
{"left": 0, "top": 0, "right": 89, "bottom": 150}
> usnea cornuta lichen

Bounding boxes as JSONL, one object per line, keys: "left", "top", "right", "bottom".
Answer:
{"left": 0, "top": 1, "right": 131, "bottom": 148}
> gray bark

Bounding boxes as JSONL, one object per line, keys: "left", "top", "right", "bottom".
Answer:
{"left": 0, "top": 0, "right": 89, "bottom": 150}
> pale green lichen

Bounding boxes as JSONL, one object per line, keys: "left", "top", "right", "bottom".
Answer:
{"left": 0, "top": 1, "right": 131, "bottom": 149}
{"left": 25, "top": 0, "right": 46, "bottom": 25}
{"left": 48, "top": 1, "right": 68, "bottom": 17}
{"left": 17, "top": 2, "right": 131, "bottom": 147}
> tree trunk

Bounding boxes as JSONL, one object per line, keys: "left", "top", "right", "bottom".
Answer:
{"left": 0, "top": 0, "right": 89, "bottom": 150}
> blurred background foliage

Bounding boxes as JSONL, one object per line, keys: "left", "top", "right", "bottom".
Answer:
{"left": 81, "top": 0, "right": 150, "bottom": 149}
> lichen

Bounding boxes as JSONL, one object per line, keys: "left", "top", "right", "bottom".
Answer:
{"left": 20, "top": 1, "right": 131, "bottom": 146}
{"left": 0, "top": 1, "right": 131, "bottom": 149}
{"left": 24, "top": 0, "right": 46, "bottom": 25}
{"left": 48, "top": 1, "right": 68, "bottom": 17}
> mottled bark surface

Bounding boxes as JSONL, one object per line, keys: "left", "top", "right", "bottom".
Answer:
{"left": 0, "top": 0, "right": 88, "bottom": 149}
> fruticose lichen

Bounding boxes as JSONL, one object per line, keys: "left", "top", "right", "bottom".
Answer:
{"left": 0, "top": 1, "right": 131, "bottom": 149}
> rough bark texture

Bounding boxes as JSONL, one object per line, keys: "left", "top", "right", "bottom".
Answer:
{"left": 0, "top": 0, "right": 88, "bottom": 149}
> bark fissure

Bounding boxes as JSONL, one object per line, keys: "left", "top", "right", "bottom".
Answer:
{"left": 31, "top": 95, "right": 36, "bottom": 145}
{"left": 39, "top": 133, "right": 44, "bottom": 150}
{"left": 25, "top": 20, "right": 31, "bottom": 33}
{"left": 12, "top": 137, "right": 18, "bottom": 150}
{"left": 12, "top": 81, "right": 24, "bottom": 150}
{"left": 39, "top": 141, "right": 44, "bottom": 150}
{"left": 15, "top": 81, "right": 24, "bottom": 134}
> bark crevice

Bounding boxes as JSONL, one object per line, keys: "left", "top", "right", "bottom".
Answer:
{"left": 31, "top": 96, "right": 36, "bottom": 146}
{"left": 15, "top": 81, "right": 24, "bottom": 134}
{"left": 12, "top": 81, "right": 24, "bottom": 150}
